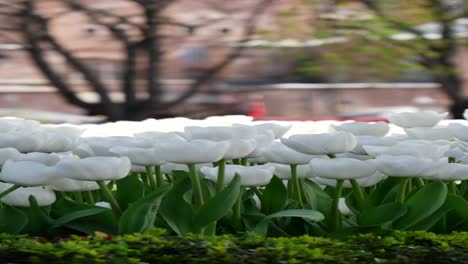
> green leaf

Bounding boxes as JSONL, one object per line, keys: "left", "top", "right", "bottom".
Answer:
{"left": 160, "top": 178, "right": 194, "bottom": 235}
{"left": 193, "top": 175, "right": 241, "bottom": 230}
{"left": 345, "top": 193, "right": 361, "bottom": 215}
{"left": 394, "top": 181, "right": 448, "bottom": 230}
{"left": 51, "top": 197, "right": 117, "bottom": 235}
{"left": 302, "top": 179, "right": 332, "bottom": 223}
{"left": 261, "top": 176, "right": 287, "bottom": 214}
{"left": 118, "top": 185, "right": 170, "bottom": 234}
{"left": 115, "top": 174, "right": 146, "bottom": 211}
{"left": 51, "top": 207, "right": 109, "bottom": 229}
{"left": 252, "top": 209, "right": 324, "bottom": 236}
{"left": 18, "top": 196, "right": 54, "bottom": 235}
{"left": 445, "top": 194, "right": 468, "bottom": 220}
{"left": 367, "top": 178, "right": 400, "bottom": 206}
{"left": 171, "top": 170, "right": 191, "bottom": 182}
{"left": 0, "top": 207, "right": 28, "bottom": 234}
{"left": 358, "top": 203, "right": 407, "bottom": 226}
{"left": 408, "top": 203, "right": 451, "bottom": 231}
{"left": 65, "top": 212, "right": 117, "bottom": 235}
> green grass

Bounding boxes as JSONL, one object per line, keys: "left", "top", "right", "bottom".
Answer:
{"left": 0, "top": 229, "right": 466, "bottom": 263}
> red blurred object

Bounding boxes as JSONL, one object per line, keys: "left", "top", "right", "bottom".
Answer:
{"left": 253, "top": 116, "right": 389, "bottom": 122}
{"left": 248, "top": 100, "right": 267, "bottom": 117}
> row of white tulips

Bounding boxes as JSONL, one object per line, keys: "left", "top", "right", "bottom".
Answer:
{"left": 0, "top": 110, "right": 466, "bottom": 215}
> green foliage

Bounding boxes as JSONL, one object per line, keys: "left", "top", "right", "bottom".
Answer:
{"left": 0, "top": 207, "right": 28, "bottom": 234}
{"left": 394, "top": 181, "right": 448, "bottom": 230}
{"left": 118, "top": 185, "right": 170, "bottom": 234}
{"left": 0, "top": 230, "right": 466, "bottom": 263}
{"left": 260, "top": 176, "right": 288, "bottom": 214}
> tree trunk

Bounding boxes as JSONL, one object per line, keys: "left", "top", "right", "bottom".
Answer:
{"left": 449, "top": 99, "right": 468, "bottom": 119}
{"left": 438, "top": 73, "right": 466, "bottom": 119}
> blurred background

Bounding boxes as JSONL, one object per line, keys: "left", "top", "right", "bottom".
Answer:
{"left": 0, "top": 0, "right": 467, "bottom": 123}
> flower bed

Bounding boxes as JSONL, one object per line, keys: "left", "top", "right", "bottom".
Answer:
{"left": 0, "top": 112, "right": 466, "bottom": 238}
{"left": 0, "top": 230, "right": 466, "bottom": 263}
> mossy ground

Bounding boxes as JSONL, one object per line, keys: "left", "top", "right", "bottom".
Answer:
{"left": 0, "top": 229, "right": 466, "bottom": 263}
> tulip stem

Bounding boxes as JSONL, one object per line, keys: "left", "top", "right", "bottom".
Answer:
{"left": 74, "top": 192, "right": 84, "bottom": 204}
{"left": 216, "top": 160, "right": 226, "bottom": 192}
{"left": 290, "top": 164, "right": 303, "bottom": 207}
{"left": 251, "top": 187, "right": 263, "bottom": 199}
{"left": 460, "top": 181, "right": 467, "bottom": 196}
{"left": 414, "top": 177, "right": 425, "bottom": 188}
{"left": 155, "top": 165, "right": 163, "bottom": 187}
{"left": 448, "top": 181, "right": 458, "bottom": 195}
{"left": 108, "top": 180, "right": 116, "bottom": 190}
{"left": 187, "top": 164, "right": 204, "bottom": 207}
{"left": 397, "top": 178, "right": 409, "bottom": 203}
{"left": 330, "top": 179, "right": 344, "bottom": 232}
{"left": 299, "top": 179, "right": 308, "bottom": 205}
{"left": 97, "top": 180, "right": 121, "bottom": 218}
{"left": 84, "top": 191, "right": 95, "bottom": 204}
{"left": 0, "top": 185, "right": 21, "bottom": 200}
{"left": 241, "top": 158, "right": 248, "bottom": 166}
{"left": 350, "top": 179, "right": 366, "bottom": 210}
{"left": 234, "top": 187, "right": 243, "bottom": 228}
{"left": 146, "top": 166, "right": 157, "bottom": 190}
{"left": 165, "top": 173, "right": 172, "bottom": 183}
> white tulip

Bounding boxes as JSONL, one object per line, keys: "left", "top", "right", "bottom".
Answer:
{"left": 135, "top": 131, "right": 186, "bottom": 144}
{"left": 131, "top": 164, "right": 147, "bottom": 173}
{"left": 425, "top": 161, "right": 468, "bottom": 181}
{"left": 448, "top": 123, "right": 468, "bottom": 141}
{"left": 363, "top": 140, "right": 450, "bottom": 159}
{"left": 335, "top": 152, "right": 372, "bottom": 160}
{"left": 262, "top": 141, "right": 319, "bottom": 165}
{"left": 184, "top": 125, "right": 256, "bottom": 141}
{"left": 39, "top": 124, "right": 85, "bottom": 138}
{"left": 0, "top": 132, "right": 42, "bottom": 152}
{"left": 309, "top": 158, "right": 376, "bottom": 180}
{"left": 203, "top": 115, "right": 253, "bottom": 125}
{"left": 388, "top": 111, "right": 447, "bottom": 128}
{"left": 247, "top": 155, "right": 270, "bottom": 164}
{"left": 250, "top": 122, "right": 292, "bottom": 139}
{"left": 201, "top": 164, "right": 275, "bottom": 187}
{"left": 0, "top": 160, "right": 58, "bottom": 186}
{"left": 331, "top": 121, "right": 389, "bottom": 137}
{"left": 0, "top": 118, "right": 40, "bottom": 133}
{"left": 281, "top": 132, "right": 357, "bottom": 155}
{"left": 339, "top": 198, "right": 352, "bottom": 215}
{"left": 373, "top": 155, "right": 436, "bottom": 177}
{"left": 155, "top": 140, "right": 228, "bottom": 164}
{"left": 0, "top": 183, "right": 56, "bottom": 207}
{"left": 109, "top": 146, "right": 165, "bottom": 166}
{"left": 95, "top": 201, "right": 111, "bottom": 208}
{"left": 405, "top": 127, "right": 454, "bottom": 141}
{"left": 49, "top": 177, "right": 102, "bottom": 192}
{"left": 0, "top": 148, "right": 21, "bottom": 166}
{"left": 14, "top": 152, "right": 62, "bottom": 166}
{"left": 35, "top": 132, "right": 76, "bottom": 153}
{"left": 268, "top": 163, "right": 313, "bottom": 180}
{"left": 222, "top": 139, "right": 256, "bottom": 160}
{"left": 72, "top": 143, "right": 97, "bottom": 158}
{"left": 246, "top": 130, "right": 275, "bottom": 158}
{"left": 312, "top": 171, "right": 386, "bottom": 188}
{"left": 160, "top": 163, "right": 212, "bottom": 174}
{"left": 351, "top": 135, "right": 400, "bottom": 155}
{"left": 56, "top": 157, "right": 131, "bottom": 181}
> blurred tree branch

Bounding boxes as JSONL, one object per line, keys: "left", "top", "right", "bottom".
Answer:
{"left": 0, "top": 0, "right": 273, "bottom": 120}
{"left": 317, "top": 0, "right": 467, "bottom": 117}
